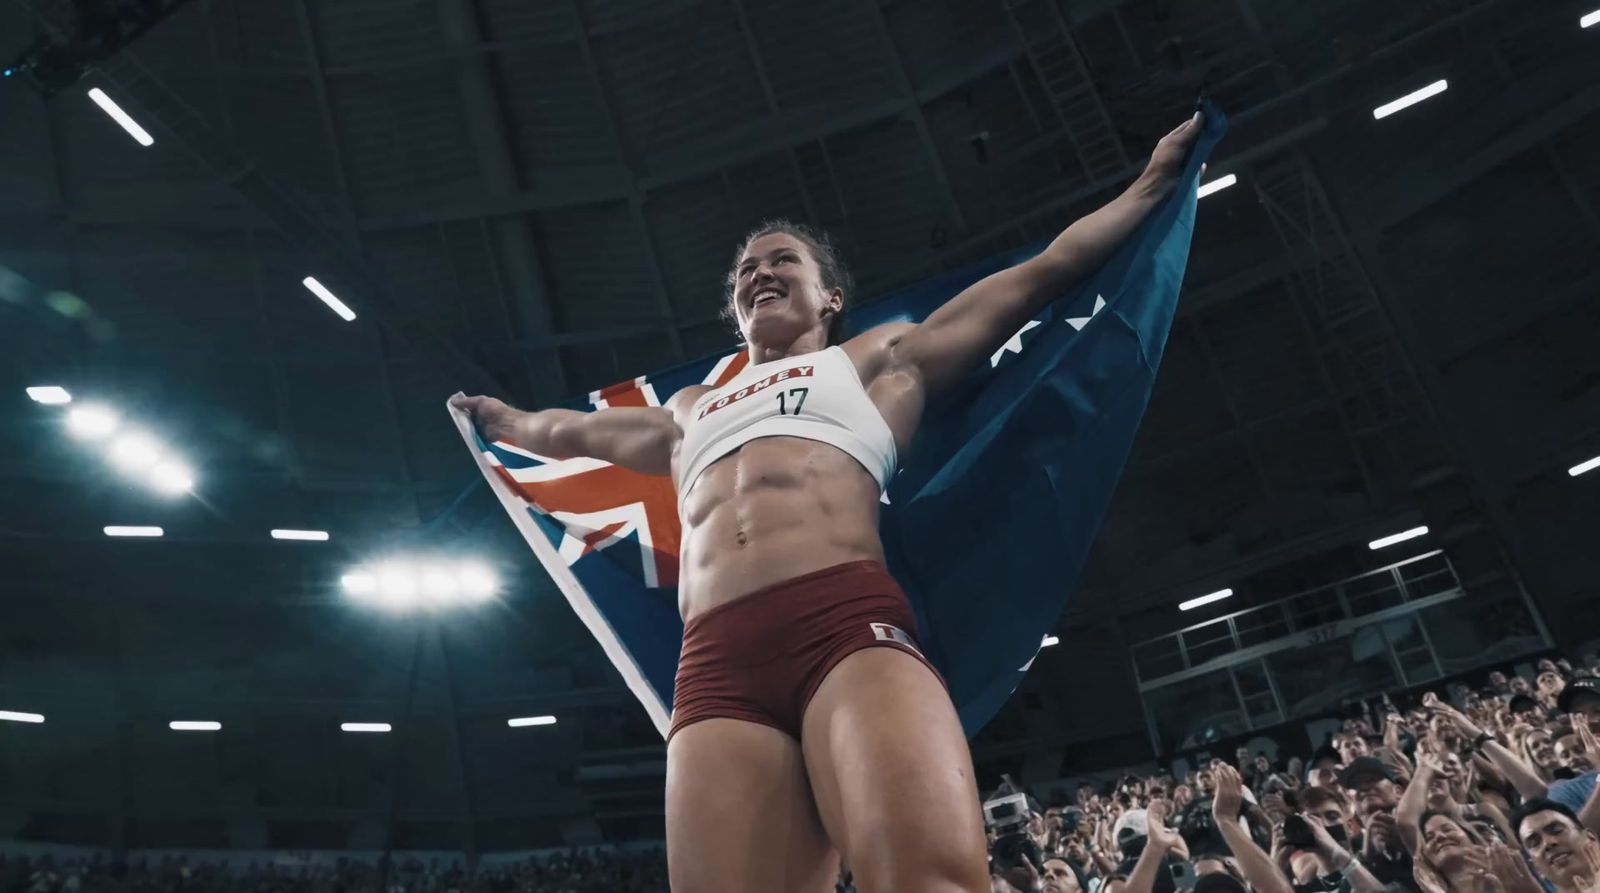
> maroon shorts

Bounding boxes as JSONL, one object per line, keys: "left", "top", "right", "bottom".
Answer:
{"left": 668, "top": 560, "right": 945, "bottom": 741}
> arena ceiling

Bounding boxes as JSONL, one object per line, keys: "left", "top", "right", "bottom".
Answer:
{"left": 0, "top": 0, "right": 1596, "bottom": 852}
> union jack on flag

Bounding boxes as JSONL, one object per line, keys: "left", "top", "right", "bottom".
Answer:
{"left": 451, "top": 104, "right": 1225, "bottom": 739}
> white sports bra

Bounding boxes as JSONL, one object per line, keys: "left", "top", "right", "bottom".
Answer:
{"left": 674, "top": 346, "right": 898, "bottom": 505}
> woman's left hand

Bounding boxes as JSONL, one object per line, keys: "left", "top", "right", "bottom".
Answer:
{"left": 1485, "top": 841, "right": 1545, "bottom": 893}
{"left": 1141, "top": 112, "right": 1205, "bottom": 191}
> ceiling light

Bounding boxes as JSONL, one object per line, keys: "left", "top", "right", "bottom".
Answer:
{"left": 1368, "top": 525, "right": 1428, "bottom": 550}
{"left": 341, "top": 571, "right": 377, "bottom": 597}
{"left": 1582, "top": 9, "right": 1599, "bottom": 28}
{"left": 66, "top": 404, "right": 119, "bottom": 439}
{"left": 1197, "top": 174, "right": 1237, "bottom": 199}
{"left": 508, "top": 716, "right": 557, "bottom": 728}
{"left": 1569, "top": 455, "right": 1600, "bottom": 477}
{"left": 302, "top": 276, "right": 356, "bottom": 322}
{"left": 26, "top": 386, "right": 71, "bottom": 404}
{"left": 108, "top": 431, "right": 163, "bottom": 473}
{"left": 150, "top": 460, "right": 195, "bottom": 496}
{"left": 340, "top": 723, "right": 391, "bottom": 733}
{"left": 456, "top": 562, "right": 499, "bottom": 601}
{"left": 0, "top": 710, "right": 45, "bottom": 724}
{"left": 1372, "top": 79, "right": 1448, "bottom": 120}
{"left": 104, "top": 526, "right": 163, "bottom": 537}
{"left": 169, "top": 721, "right": 220, "bottom": 731}
{"left": 420, "top": 566, "right": 460, "bottom": 602}
{"left": 272, "top": 529, "right": 330, "bottom": 542}
{"left": 1179, "top": 588, "right": 1233, "bottom": 612}
{"left": 1041, "top": 635, "right": 1060, "bottom": 648}
{"left": 87, "top": 87, "right": 154, "bottom": 146}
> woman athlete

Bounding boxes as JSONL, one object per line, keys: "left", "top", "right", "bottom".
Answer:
{"left": 452, "top": 111, "right": 1204, "bottom": 893}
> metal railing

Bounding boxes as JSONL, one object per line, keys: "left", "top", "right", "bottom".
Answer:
{"left": 1131, "top": 550, "right": 1461, "bottom": 684}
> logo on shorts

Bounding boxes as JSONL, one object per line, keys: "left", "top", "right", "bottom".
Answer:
{"left": 869, "top": 622, "right": 922, "bottom": 656}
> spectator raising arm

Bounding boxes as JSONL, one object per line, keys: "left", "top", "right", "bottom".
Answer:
{"left": 1210, "top": 764, "right": 1293, "bottom": 893}
{"left": 1300, "top": 812, "right": 1386, "bottom": 893}
{"left": 1397, "top": 753, "right": 1443, "bottom": 855}
{"left": 1429, "top": 701, "right": 1551, "bottom": 800}
{"left": 1126, "top": 801, "right": 1185, "bottom": 893}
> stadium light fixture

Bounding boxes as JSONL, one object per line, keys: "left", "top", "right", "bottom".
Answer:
{"left": 26, "top": 386, "right": 72, "bottom": 404}
{"left": 87, "top": 88, "right": 154, "bottom": 146}
{"left": 340, "top": 723, "right": 392, "bottom": 733}
{"left": 1582, "top": 8, "right": 1599, "bottom": 28}
{"left": 66, "top": 404, "right": 119, "bottom": 439}
{"left": 105, "top": 526, "right": 163, "bottom": 537}
{"left": 342, "top": 558, "right": 500, "bottom": 611}
{"left": 150, "top": 460, "right": 195, "bottom": 496}
{"left": 1179, "top": 588, "right": 1234, "bottom": 612}
{"left": 108, "top": 430, "right": 163, "bottom": 473}
{"left": 508, "top": 716, "right": 557, "bottom": 728}
{"left": 1373, "top": 79, "right": 1449, "bottom": 120}
{"left": 302, "top": 276, "right": 356, "bottom": 322}
{"left": 1041, "top": 635, "right": 1060, "bottom": 648}
{"left": 169, "top": 721, "right": 221, "bottom": 731}
{"left": 0, "top": 710, "right": 45, "bottom": 724}
{"left": 1369, "top": 525, "right": 1428, "bottom": 550}
{"left": 1197, "top": 174, "right": 1237, "bottom": 199}
{"left": 1570, "top": 454, "right": 1600, "bottom": 477}
{"left": 272, "top": 528, "right": 330, "bottom": 542}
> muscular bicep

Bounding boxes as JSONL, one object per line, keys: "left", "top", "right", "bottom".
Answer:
{"left": 537, "top": 406, "right": 680, "bottom": 476}
{"left": 892, "top": 256, "right": 1060, "bottom": 396}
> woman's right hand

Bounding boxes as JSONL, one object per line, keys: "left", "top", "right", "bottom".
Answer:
{"left": 451, "top": 394, "right": 528, "bottom": 446}
{"left": 1212, "top": 763, "right": 1245, "bottom": 824}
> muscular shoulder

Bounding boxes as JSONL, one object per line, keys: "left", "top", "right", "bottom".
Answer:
{"left": 841, "top": 321, "right": 918, "bottom": 381}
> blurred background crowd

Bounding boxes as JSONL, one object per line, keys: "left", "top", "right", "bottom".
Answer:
{"left": 978, "top": 655, "right": 1600, "bottom": 893}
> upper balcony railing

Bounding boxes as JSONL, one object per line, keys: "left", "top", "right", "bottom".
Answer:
{"left": 1131, "top": 551, "right": 1462, "bottom": 685}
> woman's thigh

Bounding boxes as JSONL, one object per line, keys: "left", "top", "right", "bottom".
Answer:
{"left": 801, "top": 647, "right": 990, "bottom": 893}
{"left": 665, "top": 717, "right": 839, "bottom": 893}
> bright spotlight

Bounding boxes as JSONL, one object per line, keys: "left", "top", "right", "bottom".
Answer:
{"left": 66, "top": 404, "right": 120, "bottom": 439}
{"left": 1178, "top": 588, "right": 1234, "bottom": 612}
{"left": 341, "top": 571, "right": 377, "bottom": 597}
{"left": 508, "top": 715, "right": 557, "bottom": 728}
{"left": 1041, "top": 635, "right": 1060, "bottom": 648}
{"left": 26, "top": 386, "right": 72, "bottom": 404}
{"left": 108, "top": 431, "right": 163, "bottom": 472}
{"left": 420, "top": 566, "right": 461, "bottom": 602}
{"left": 87, "top": 87, "right": 155, "bottom": 147}
{"left": 104, "top": 526, "right": 163, "bottom": 537}
{"left": 1372, "top": 79, "right": 1449, "bottom": 120}
{"left": 169, "top": 721, "right": 221, "bottom": 732}
{"left": 1197, "top": 174, "right": 1237, "bottom": 199}
{"left": 456, "top": 562, "right": 499, "bottom": 601}
{"left": 272, "top": 529, "right": 330, "bottom": 542}
{"left": 1582, "top": 9, "right": 1599, "bottom": 28}
{"left": 1570, "top": 455, "right": 1600, "bottom": 477}
{"left": 1368, "top": 525, "right": 1428, "bottom": 550}
{"left": 0, "top": 710, "right": 45, "bottom": 724}
{"left": 340, "top": 722, "right": 392, "bottom": 733}
{"left": 302, "top": 276, "right": 357, "bottom": 322}
{"left": 150, "top": 460, "right": 195, "bottom": 496}
{"left": 376, "top": 563, "right": 417, "bottom": 607}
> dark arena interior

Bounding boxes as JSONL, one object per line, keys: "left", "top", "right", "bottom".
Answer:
{"left": 1, "top": 1, "right": 1598, "bottom": 892}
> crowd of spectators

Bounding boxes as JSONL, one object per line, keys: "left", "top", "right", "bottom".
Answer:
{"left": 980, "top": 655, "right": 1600, "bottom": 893}
{"left": 0, "top": 848, "right": 668, "bottom": 893}
{"left": 5, "top": 657, "right": 1599, "bottom": 893}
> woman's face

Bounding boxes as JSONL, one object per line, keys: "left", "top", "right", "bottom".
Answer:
{"left": 728, "top": 233, "right": 840, "bottom": 348}
{"left": 1422, "top": 815, "right": 1477, "bottom": 872}
{"left": 1555, "top": 736, "right": 1595, "bottom": 773}
{"left": 1527, "top": 731, "right": 1558, "bottom": 768}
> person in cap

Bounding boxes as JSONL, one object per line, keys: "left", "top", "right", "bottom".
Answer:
{"left": 1559, "top": 677, "right": 1600, "bottom": 727}
{"left": 1340, "top": 756, "right": 1420, "bottom": 893}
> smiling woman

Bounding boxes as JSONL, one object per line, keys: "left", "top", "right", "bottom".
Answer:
{"left": 722, "top": 220, "right": 854, "bottom": 349}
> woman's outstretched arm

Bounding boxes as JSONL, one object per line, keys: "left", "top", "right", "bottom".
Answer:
{"left": 890, "top": 112, "right": 1204, "bottom": 396}
{"left": 452, "top": 394, "right": 679, "bottom": 476}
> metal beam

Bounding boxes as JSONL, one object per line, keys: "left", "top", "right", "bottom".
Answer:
{"left": 727, "top": 0, "right": 821, "bottom": 226}
{"left": 860, "top": 0, "right": 968, "bottom": 233}
{"left": 437, "top": 0, "right": 574, "bottom": 400}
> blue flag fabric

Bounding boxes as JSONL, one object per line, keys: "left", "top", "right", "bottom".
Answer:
{"left": 450, "top": 104, "right": 1226, "bottom": 738}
